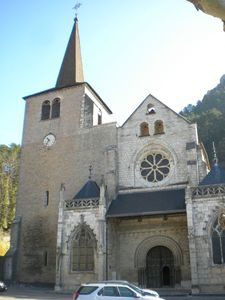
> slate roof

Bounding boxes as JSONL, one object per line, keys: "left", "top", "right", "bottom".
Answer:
{"left": 106, "top": 189, "right": 186, "bottom": 218}
{"left": 73, "top": 180, "right": 100, "bottom": 199}
{"left": 56, "top": 17, "right": 84, "bottom": 88}
{"left": 199, "top": 164, "right": 225, "bottom": 186}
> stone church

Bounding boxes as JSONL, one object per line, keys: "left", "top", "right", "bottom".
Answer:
{"left": 5, "top": 17, "right": 225, "bottom": 293}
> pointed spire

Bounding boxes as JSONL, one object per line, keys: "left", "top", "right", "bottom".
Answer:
{"left": 88, "top": 165, "right": 93, "bottom": 180}
{"left": 212, "top": 141, "right": 218, "bottom": 165}
{"left": 56, "top": 17, "right": 84, "bottom": 88}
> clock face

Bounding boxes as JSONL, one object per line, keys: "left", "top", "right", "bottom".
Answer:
{"left": 43, "top": 134, "right": 56, "bottom": 147}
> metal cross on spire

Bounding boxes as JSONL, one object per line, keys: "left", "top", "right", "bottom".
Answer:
{"left": 73, "top": 1, "right": 82, "bottom": 19}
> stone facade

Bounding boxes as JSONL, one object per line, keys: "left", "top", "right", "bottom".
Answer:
{"left": 187, "top": 185, "right": 225, "bottom": 292}
{"left": 5, "top": 17, "right": 225, "bottom": 294}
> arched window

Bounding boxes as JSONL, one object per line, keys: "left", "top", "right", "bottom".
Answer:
{"left": 43, "top": 251, "right": 48, "bottom": 266}
{"left": 147, "top": 103, "right": 156, "bottom": 114}
{"left": 98, "top": 110, "right": 102, "bottom": 125}
{"left": 72, "top": 227, "right": 95, "bottom": 271}
{"left": 51, "top": 98, "right": 60, "bottom": 118}
{"left": 41, "top": 101, "right": 50, "bottom": 120}
{"left": 44, "top": 191, "right": 49, "bottom": 207}
{"left": 154, "top": 120, "right": 164, "bottom": 134}
{"left": 140, "top": 122, "right": 149, "bottom": 137}
{"left": 212, "top": 213, "right": 225, "bottom": 264}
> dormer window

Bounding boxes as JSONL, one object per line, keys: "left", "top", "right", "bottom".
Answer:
{"left": 154, "top": 120, "right": 164, "bottom": 134}
{"left": 147, "top": 103, "right": 156, "bottom": 114}
{"left": 140, "top": 122, "right": 150, "bottom": 137}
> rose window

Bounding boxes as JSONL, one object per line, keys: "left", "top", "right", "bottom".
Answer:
{"left": 140, "top": 153, "right": 170, "bottom": 182}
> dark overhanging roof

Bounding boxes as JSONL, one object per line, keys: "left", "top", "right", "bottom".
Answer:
{"left": 106, "top": 189, "right": 186, "bottom": 218}
{"left": 74, "top": 180, "right": 100, "bottom": 199}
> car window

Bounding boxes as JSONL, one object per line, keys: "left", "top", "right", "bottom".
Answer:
{"left": 79, "top": 286, "right": 98, "bottom": 294}
{"left": 98, "top": 286, "right": 119, "bottom": 296}
{"left": 127, "top": 283, "right": 142, "bottom": 294}
{"left": 118, "top": 287, "right": 136, "bottom": 297}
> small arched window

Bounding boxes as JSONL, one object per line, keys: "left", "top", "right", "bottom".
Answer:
{"left": 72, "top": 227, "right": 95, "bottom": 271}
{"left": 52, "top": 98, "right": 60, "bottom": 118}
{"left": 212, "top": 213, "right": 225, "bottom": 264}
{"left": 41, "top": 101, "right": 50, "bottom": 120}
{"left": 43, "top": 251, "right": 48, "bottom": 266}
{"left": 154, "top": 120, "right": 164, "bottom": 134}
{"left": 147, "top": 103, "right": 156, "bottom": 114}
{"left": 140, "top": 122, "right": 149, "bottom": 137}
{"left": 44, "top": 191, "right": 49, "bottom": 207}
{"left": 98, "top": 110, "right": 102, "bottom": 125}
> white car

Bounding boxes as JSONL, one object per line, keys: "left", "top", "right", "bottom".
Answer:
{"left": 73, "top": 281, "right": 164, "bottom": 300}
{"left": 0, "top": 281, "right": 7, "bottom": 292}
{"left": 103, "top": 281, "right": 159, "bottom": 297}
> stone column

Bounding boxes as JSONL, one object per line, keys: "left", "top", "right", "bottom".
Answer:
{"left": 185, "top": 186, "right": 199, "bottom": 294}
{"left": 97, "top": 182, "right": 107, "bottom": 280}
{"left": 4, "top": 216, "right": 21, "bottom": 281}
{"left": 55, "top": 184, "right": 65, "bottom": 291}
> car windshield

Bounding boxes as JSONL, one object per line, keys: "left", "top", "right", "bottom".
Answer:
{"left": 126, "top": 283, "right": 143, "bottom": 295}
{"left": 79, "top": 286, "right": 98, "bottom": 294}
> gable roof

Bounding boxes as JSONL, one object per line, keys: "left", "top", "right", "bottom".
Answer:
{"left": 121, "top": 94, "right": 191, "bottom": 127}
{"left": 73, "top": 180, "right": 100, "bottom": 199}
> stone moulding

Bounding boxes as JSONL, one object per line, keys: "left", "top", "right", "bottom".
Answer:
{"left": 64, "top": 198, "right": 99, "bottom": 209}
{"left": 192, "top": 184, "right": 225, "bottom": 198}
{"left": 134, "top": 235, "right": 183, "bottom": 268}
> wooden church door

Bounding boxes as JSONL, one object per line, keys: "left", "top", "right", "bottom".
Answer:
{"left": 146, "top": 246, "right": 175, "bottom": 288}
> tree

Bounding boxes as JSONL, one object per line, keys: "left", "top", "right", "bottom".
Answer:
{"left": 0, "top": 144, "right": 20, "bottom": 231}
{"left": 180, "top": 75, "right": 225, "bottom": 166}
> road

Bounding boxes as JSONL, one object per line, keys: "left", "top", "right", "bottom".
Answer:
{"left": 0, "top": 285, "right": 225, "bottom": 300}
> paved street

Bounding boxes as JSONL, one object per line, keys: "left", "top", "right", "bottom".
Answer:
{"left": 0, "top": 285, "right": 71, "bottom": 300}
{"left": 0, "top": 286, "right": 225, "bottom": 300}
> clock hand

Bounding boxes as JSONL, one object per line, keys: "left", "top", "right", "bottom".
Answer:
{"left": 45, "top": 137, "right": 50, "bottom": 145}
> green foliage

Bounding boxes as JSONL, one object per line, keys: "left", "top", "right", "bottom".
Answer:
{"left": 0, "top": 144, "right": 20, "bottom": 230}
{"left": 181, "top": 75, "right": 225, "bottom": 166}
{"left": 0, "top": 236, "right": 10, "bottom": 256}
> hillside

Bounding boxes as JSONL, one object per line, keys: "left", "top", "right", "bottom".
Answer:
{"left": 181, "top": 75, "right": 225, "bottom": 167}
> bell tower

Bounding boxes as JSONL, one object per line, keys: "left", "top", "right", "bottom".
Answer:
{"left": 6, "top": 14, "right": 116, "bottom": 285}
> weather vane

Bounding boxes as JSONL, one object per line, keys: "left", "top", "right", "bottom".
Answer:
{"left": 73, "top": 1, "right": 82, "bottom": 18}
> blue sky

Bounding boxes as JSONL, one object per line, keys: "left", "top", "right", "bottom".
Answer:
{"left": 1, "top": 0, "right": 225, "bottom": 145}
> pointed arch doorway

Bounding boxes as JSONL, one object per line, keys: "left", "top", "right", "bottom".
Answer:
{"left": 146, "top": 246, "right": 174, "bottom": 288}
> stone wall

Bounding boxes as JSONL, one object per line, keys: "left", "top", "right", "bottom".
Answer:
{"left": 193, "top": 195, "right": 225, "bottom": 292}
{"left": 118, "top": 95, "right": 202, "bottom": 190}
{"left": 108, "top": 215, "right": 191, "bottom": 289}
{"left": 15, "top": 84, "right": 117, "bottom": 284}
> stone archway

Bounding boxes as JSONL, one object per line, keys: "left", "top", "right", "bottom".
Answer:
{"left": 134, "top": 236, "right": 183, "bottom": 288}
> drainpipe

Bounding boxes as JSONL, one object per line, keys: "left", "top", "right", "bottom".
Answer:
{"left": 106, "top": 219, "right": 108, "bottom": 280}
